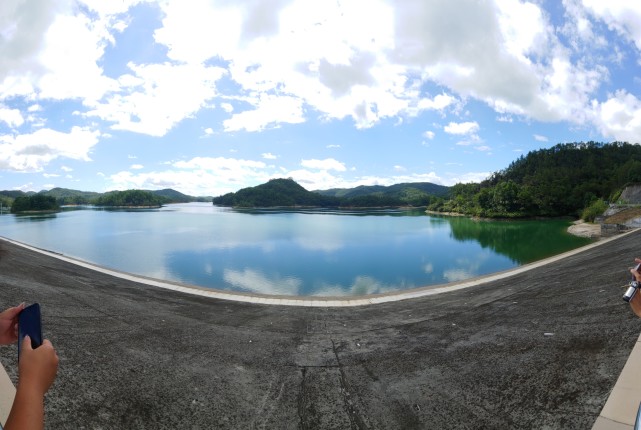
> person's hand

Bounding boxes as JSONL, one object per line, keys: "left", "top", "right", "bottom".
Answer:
{"left": 18, "top": 335, "right": 58, "bottom": 397}
{"left": 630, "top": 259, "right": 641, "bottom": 317}
{"left": 0, "top": 303, "right": 25, "bottom": 345}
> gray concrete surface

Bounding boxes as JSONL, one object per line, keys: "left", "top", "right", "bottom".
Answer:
{"left": 0, "top": 233, "right": 640, "bottom": 429}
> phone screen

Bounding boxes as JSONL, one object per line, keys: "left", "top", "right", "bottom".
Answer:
{"left": 18, "top": 303, "right": 42, "bottom": 360}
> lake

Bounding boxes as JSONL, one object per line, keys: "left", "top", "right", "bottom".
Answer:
{"left": 0, "top": 203, "right": 592, "bottom": 296}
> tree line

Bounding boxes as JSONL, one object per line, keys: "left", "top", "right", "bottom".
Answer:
{"left": 8, "top": 190, "right": 166, "bottom": 212}
{"left": 428, "top": 142, "right": 641, "bottom": 219}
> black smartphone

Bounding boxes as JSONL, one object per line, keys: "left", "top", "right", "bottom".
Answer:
{"left": 18, "top": 303, "right": 43, "bottom": 361}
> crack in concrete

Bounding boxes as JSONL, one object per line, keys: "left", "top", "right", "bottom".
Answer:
{"left": 331, "top": 339, "right": 369, "bottom": 430}
{"left": 297, "top": 367, "right": 309, "bottom": 430}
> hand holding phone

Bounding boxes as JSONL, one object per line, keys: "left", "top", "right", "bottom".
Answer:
{"left": 18, "top": 303, "right": 43, "bottom": 361}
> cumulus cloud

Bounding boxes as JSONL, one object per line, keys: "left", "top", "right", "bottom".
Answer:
{"left": 300, "top": 158, "right": 346, "bottom": 171}
{"left": 0, "top": 106, "right": 24, "bottom": 128}
{"left": 592, "top": 90, "right": 641, "bottom": 143}
{"left": 444, "top": 121, "right": 480, "bottom": 135}
{"left": 86, "top": 62, "right": 226, "bottom": 136}
{"left": 0, "top": 0, "right": 633, "bottom": 140}
{"left": 223, "top": 94, "right": 305, "bottom": 132}
{"left": 0, "top": 126, "right": 99, "bottom": 172}
{"left": 3, "top": 0, "right": 641, "bottom": 184}
{"left": 107, "top": 156, "right": 272, "bottom": 196}
{"left": 582, "top": 1, "right": 641, "bottom": 52}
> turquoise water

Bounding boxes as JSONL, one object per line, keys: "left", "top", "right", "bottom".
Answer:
{"left": 0, "top": 203, "right": 592, "bottom": 296}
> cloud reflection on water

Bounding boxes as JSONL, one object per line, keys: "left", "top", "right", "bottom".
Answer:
{"left": 223, "top": 268, "right": 302, "bottom": 296}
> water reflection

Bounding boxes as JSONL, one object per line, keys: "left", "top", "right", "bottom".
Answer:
{"left": 223, "top": 268, "right": 302, "bottom": 296}
{"left": 233, "top": 208, "right": 427, "bottom": 217}
{"left": 14, "top": 213, "right": 58, "bottom": 222}
{"left": 0, "top": 203, "right": 594, "bottom": 297}
{"left": 443, "top": 216, "right": 592, "bottom": 264}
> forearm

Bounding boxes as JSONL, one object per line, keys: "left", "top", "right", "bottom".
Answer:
{"left": 4, "top": 384, "right": 45, "bottom": 430}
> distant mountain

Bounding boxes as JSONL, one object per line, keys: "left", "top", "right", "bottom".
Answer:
{"left": 213, "top": 178, "right": 340, "bottom": 207}
{"left": 0, "top": 190, "right": 32, "bottom": 199}
{"left": 0, "top": 187, "right": 206, "bottom": 206}
{"left": 213, "top": 178, "right": 449, "bottom": 208}
{"left": 316, "top": 182, "right": 450, "bottom": 198}
{"left": 149, "top": 188, "right": 192, "bottom": 203}
{"left": 316, "top": 182, "right": 450, "bottom": 206}
{"left": 40, "top": 187, "right": 101, "bottom": 205}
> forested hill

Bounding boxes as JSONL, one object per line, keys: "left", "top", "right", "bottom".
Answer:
{"left": 316, "top": 182, "right": 450, "bottom": 199}
{"left": 0, "top": 187, "right": 206, "bottom": 207}
{"left": 213, "top": 178, "right": 339, "bottom": 207}
{"left": 212, "top": 178, "right": 447, "bottom": 208}
{"left": 430, "top": 141, "right": 641, "bottom": 218}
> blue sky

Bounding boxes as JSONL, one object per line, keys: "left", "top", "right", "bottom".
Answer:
{"left": 1, "top": 0, "right": 641, "bottom": 197}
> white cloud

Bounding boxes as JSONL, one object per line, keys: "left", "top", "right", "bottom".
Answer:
{"left": 107, "top": 156, "right": 272, "bottom": 196}
{"left": 592, "top": 90, "right": 641, "bottom": 143}
{"left": 262, "top": 152, "right": 277, "bottom": 160}
{"left": 444, "top": 121, "right": 480, "bottom": 135}
{"left": 447, "top": 171, "right": 491, "bottom": 184}
{"left": 582, "top": 1, "right": 641, "bottom": 52}
{"left": 0, "top": 106, "right": 24, "bottom": 127}
{"left": 86, "top": 62, "right": 226, "bottom": 137}
{"left": 0, "top": 126, "right": 99, "bottom": 172}
{"left": 423, "top": 130, "right": 435, "bottom": 139}
{"left": 223, "top": 94, "right": 304, "bottom": 132}
{"left": 0, "top": 0, "right": 626, "bottom": 142}
{"left": 300, "top": 158, "right": 346, "bottom": 171}
{"left": 131, "top": 164, "right": 144, "bottom": 169}
{"left": 534, "top": 134, "right": 548, "bottom": 142}
{"left": 416, "top": 93, "right": 457, "bottom": 112}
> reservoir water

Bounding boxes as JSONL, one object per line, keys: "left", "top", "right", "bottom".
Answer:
{"left": 0, "top": 203, "right": 592, "bottom": 296}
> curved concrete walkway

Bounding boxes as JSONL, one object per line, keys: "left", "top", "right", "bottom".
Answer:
{"left": 0, "top": 232, "right": 640, "bottom": 429}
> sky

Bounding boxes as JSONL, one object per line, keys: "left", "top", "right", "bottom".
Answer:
{"left": 1, "top": 0, "right": 641, "bottom": 197}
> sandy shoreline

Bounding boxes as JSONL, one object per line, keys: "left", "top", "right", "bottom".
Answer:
{"left": 567, "top": 219, "right": 602, "bottom": 238}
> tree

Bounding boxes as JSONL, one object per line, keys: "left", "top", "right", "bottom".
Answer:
{"left": 10, "top": 195, "right": 59, "bottom": 213}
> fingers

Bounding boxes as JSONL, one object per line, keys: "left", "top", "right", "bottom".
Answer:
{"left": 21, "top": 335, "right": 33, "bottom": 352}
{"left": 1, "top": 303, "right": 25, "bottom": 320}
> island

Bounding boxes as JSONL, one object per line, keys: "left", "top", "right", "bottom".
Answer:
{"left": 93, "top": 190, "right": 167, "bottom": 208}
{"left": 10, "top": 195, "right": 60, "bottom": 214}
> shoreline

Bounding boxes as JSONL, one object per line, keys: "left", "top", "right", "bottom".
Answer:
{"left": 0, "top": 231, "right": 622, "bottom": 305}
{"left": 567, "top": 219, "right": 602, "bottom": 239}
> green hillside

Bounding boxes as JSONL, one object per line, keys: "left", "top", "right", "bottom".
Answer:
{"left": 317, "top": 182, "right": 450, "bottom": 199}
{"left": 213, "top": 178, "right": 340, "bottom": 207}
{"left": 213, "top": 178, "right": 448, "bottom": 208}
{"left": 94, "top": 190, "right": 167, "bottom": 207}
{"left": 431, "top": 141, "right": 641, "bottom": 218}
{"left": 41, "top": 187, "right": 101, "bottom": 205}
{"left": 150, "top": 188, "right": 192, "bottom": 203}
{"left": 0, "top": 187, "right": 204, "bottom": 208}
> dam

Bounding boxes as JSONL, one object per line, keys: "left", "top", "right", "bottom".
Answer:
{"left": 0, "top": 232, "right": 639, "bottom": 428}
